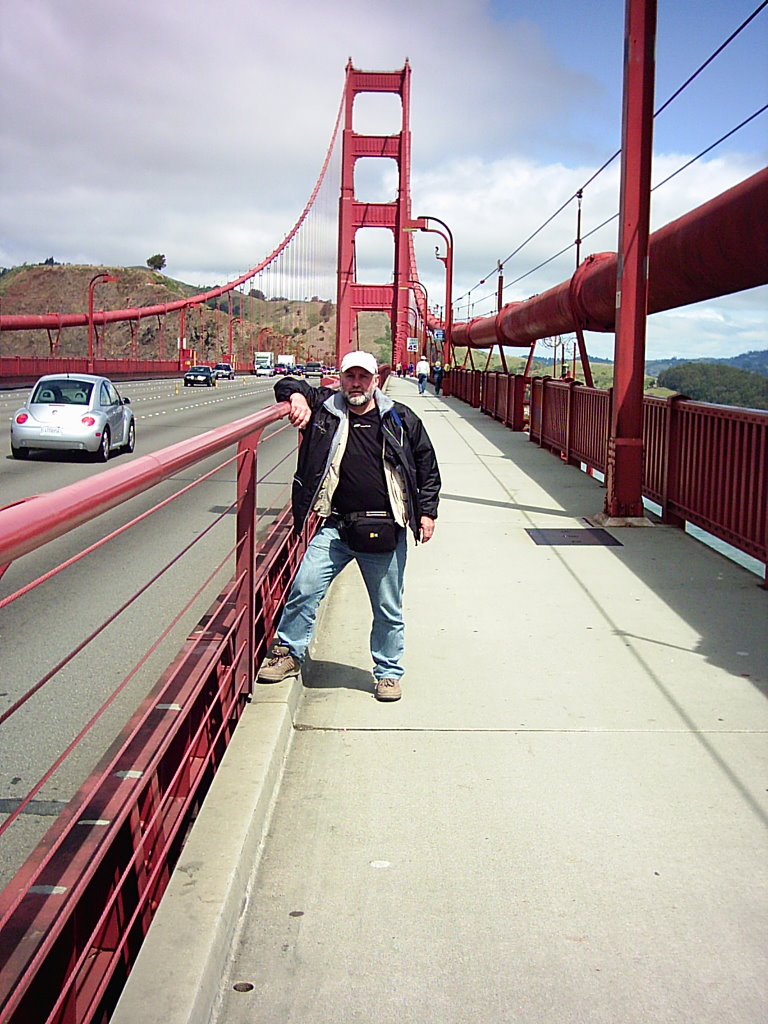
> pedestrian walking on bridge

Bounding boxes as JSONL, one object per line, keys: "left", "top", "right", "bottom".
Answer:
{"left": 258, "top": 351, "right": 441, "bottom": 701}
{"left": 416, "top": 354, "right": 430, "bottom": 395}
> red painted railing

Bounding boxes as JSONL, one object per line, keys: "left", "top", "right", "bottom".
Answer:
{"left": 449, "top": 367, "right": 767, "bottom": 577}
{"left": 0, "top": 402, "right": 315, "bottom": 1024}
{"left": 447, "top": 368, "right": 482, "bottom": 408}
{"left": 662, "top": 401, "right": 767, "bottom": 563}
{"left": 570, "top": 386, "right": 611, "bottom": 470}
{"left": 0, "top": 357, "right": 185, "bottom": 389}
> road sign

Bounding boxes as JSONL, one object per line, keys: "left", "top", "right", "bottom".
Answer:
{"left": 434, "top": 329, "right": 445, "bottom": 341}
{"left": 407, "top": 337, "right": 419, "bottom": 352}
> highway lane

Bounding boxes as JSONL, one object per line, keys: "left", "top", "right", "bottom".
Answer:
{"left": 0, "top": 374, "right": 301, "bottom": 889}
{"left": 1, "top": 375, "right": 280, "bottom": 504}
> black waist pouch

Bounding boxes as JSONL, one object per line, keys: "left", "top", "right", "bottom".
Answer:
{"left": 341, "top": 511, "right": 400, "bottom": 553}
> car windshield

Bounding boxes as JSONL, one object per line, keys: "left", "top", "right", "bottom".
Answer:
{"left": 32, "top": 379, "right": 94, "bottom": 405}
{"left": 189, "top": 366, "right": 209, "bottom": 373}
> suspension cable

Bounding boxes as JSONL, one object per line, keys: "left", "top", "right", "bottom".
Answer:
{"left": 650, "top": 102, "right": 768, "bottom": 191}
{"left": 455, "top": 1, "right": 768, "bottom": 307}
{"left": 655, "top": 0, "right": 768, "bottom": 119}
{"left": 455, "top": 100, "right": 768, "bottom": 318}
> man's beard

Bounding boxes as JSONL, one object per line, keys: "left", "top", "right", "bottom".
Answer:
{"left": 343, "top": 385, "right": 375, "bottom": 407}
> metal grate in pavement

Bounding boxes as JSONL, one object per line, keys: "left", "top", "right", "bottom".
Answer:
{"left": 526, "top": 528, "right": 622, "bottom": 547}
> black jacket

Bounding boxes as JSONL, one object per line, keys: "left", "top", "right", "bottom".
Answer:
{"left": 274, "top": 377, "right": 440, "bottom": 541}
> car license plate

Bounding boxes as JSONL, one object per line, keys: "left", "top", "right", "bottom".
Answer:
{"left": 41, "top": 425, "right": 63, "bottom": 435}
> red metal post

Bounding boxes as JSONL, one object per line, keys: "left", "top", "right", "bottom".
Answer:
{"left": 227, "top": 292, "right": 233, "bottom": 363}
{"left": 523, "top": 342, "right": 536, "bottom": 378}
{"left": 178, "top": 306, "right": 186, "bottom": 371}
{"left": 87, "top": 273, "right": 117, "bottom": 373}
{"left": 228, "top": 316, "right": 241, "bottom": 365}
{"left": 236, "top": 430, "right": 261, "bottom": 693}
{"left": 660, "top": 394, "right": 687, "bottom": 527}
{"left": 604, "top": 0, "right": 657, "bottom": 519}
{"left": 156, "top": 312, "right": 166, "bottom": 362}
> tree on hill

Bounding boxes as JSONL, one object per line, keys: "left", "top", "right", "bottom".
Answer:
{"left": 658, "top": 363, "right": 768, "bottom": 410}
{"left": 647, "top": 349, "right": 768, "bottom": 379}
{"left": 146, "top": 254, "right": 167, "bottom": 272}
{"left": 731, "top": 349, "right": 768, "bottom": 377}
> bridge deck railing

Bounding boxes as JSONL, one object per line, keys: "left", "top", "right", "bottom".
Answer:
{"left": 447, "top": 367, "right": 767, "bottom": 578}
{"left": 0, "top": 401, "right": 316, "bottom": 1024}
{"left": 0, "top": 356, "right": 186, "bottom": 389}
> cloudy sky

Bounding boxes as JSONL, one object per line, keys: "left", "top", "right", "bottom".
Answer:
{"left": 1, "top": 0, "right": 766, "bottom": 360}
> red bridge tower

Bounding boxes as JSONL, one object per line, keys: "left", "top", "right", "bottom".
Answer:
{"left": 335, "top": 61, "right": 413, "bottom": 368}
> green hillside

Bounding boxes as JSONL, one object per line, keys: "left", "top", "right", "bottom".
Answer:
{"left": 657, "top": 363, "right": 768, "bottom": 410}
{"left": 646, "top": 349, "right": 768, "bottom": 378}
{"left": 453, "top": 347, "right": 768, "bottom": 408}
{"left": 0, "top": 263, "right": 392, "bottom": 367}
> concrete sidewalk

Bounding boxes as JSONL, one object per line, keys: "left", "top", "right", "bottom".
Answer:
{"left": 116, "top": 375, "right": 767, "bottom": 1024}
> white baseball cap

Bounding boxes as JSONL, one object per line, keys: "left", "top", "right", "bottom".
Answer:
{"left": 340, "top": 351, "right": 378, "bottom": 375}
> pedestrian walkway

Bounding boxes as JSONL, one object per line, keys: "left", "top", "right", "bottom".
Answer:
{"left": 115, "top": 375, "right": 767, "bottom": 1024}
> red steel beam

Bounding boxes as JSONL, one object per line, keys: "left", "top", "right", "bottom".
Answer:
{"left": 605, "top": 0, "right": 657, "bottom": 519}
{"left": 451, "top": 166, "right": 768, "bottom": 349}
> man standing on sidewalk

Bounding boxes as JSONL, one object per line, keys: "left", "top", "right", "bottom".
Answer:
{"left": 257, "top": 351, "right": 441, "bottom": 702}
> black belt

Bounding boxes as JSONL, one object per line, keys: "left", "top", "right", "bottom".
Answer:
{"left": 326, "top": 510, "right": 391, "bottom": 526}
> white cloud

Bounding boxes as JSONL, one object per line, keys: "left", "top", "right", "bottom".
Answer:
{"left": 1, "top": 0, "right": 765, "bottom": 360}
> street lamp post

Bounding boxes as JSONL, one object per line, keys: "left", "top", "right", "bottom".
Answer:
{"left": 398, "top": 278, "right": 431, "bottom": 364}
{"left": 87, "top": 273, "right": 118, "bottom": 373}
{"left": 410, "top": 279, "right": 429, "bottom": 356}
{"left": 403, "top": 304, "right": 419, "bottom": 361}
{"left": 227, "top": 315, "right": 242, "bottom": 365}
{"left": 404, "top": 216, "right": 453, "bottom": 365}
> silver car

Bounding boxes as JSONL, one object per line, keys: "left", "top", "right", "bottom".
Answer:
{"left": 11, "top": 374, "right": 135, "bottom": 462}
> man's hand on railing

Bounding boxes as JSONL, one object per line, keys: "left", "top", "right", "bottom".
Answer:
{"left": 288, "top": 393, "right": 312, "bottom": 429}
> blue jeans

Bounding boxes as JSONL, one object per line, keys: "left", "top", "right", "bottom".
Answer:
{"left": 276, "top": 524, "right": 408, "bottom": 680}
{"left": 418, "top": 373, "right": 427, "bottom": 394}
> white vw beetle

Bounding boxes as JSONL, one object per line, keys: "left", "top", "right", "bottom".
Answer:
{"left": 11, "top": 373, "right": 135, "bottom": 462}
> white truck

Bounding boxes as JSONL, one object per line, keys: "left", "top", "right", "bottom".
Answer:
{"left": 277, "top": 353, "right": 296, "bottom": 370}
{"left": 253, "top": 351, "right": 274, "bottom": 376}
